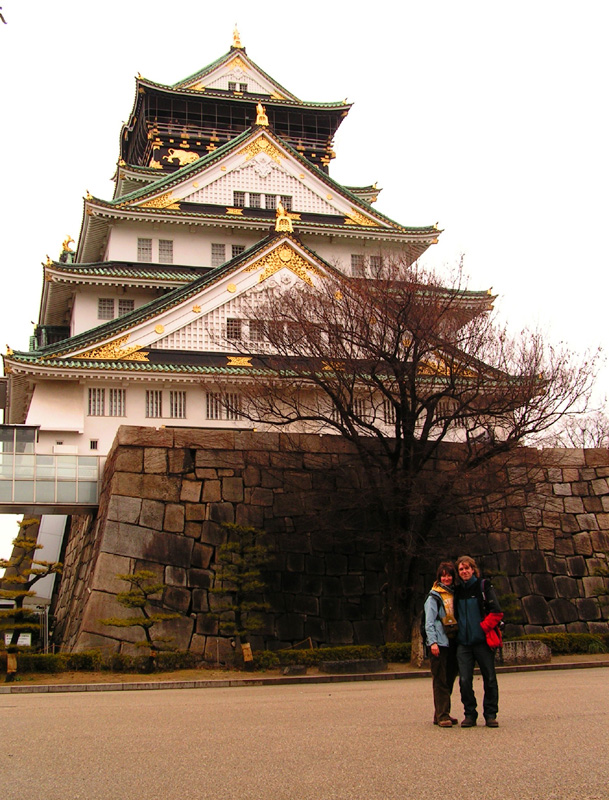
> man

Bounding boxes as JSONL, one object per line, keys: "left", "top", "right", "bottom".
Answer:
{"left": 454, "top": 555, "right": 503, "bottom": 728}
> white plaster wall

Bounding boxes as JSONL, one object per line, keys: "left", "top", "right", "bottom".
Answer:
{"left": 27, "top": 381, "right": 85, "bottom": 433}
{"left": 71, "top": 286, "right": 161, "bottom": 337}
{"left": 32, "top": 515, "right": 67, "bottom": 602}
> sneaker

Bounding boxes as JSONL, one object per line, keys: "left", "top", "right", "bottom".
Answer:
{"left": 438, "top": 719, "right": 453, "bottom": 727}
{"left": 460, "top": 717, "right": 477, "bottom": 728}
{"left": 485, "top": 717, "right": 499, "bottom": 728}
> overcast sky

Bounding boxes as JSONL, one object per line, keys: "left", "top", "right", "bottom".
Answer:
{"left": 0, "top": 1, "right": 607, "bottom": 560}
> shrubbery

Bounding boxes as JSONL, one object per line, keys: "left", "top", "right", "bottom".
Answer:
{"left": 513, "top": 633, "right": 609, "bottom": 654}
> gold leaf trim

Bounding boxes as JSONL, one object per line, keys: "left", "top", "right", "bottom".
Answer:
{"left": 244, "top": 244, "right": 321, "bottom": 286}
{"left": 227, "top": 207, "right": 244, "bottom": 215}
{"left": 227, "top": 356, "right": 252, "bottom": 367}
{"left": 239, "top": 135, "right": 284, "bottom": 164}
{"left": 228, "top": 56, "right": 248, "bottom": 71}
{"left": 136, "top": 192, "right": 180, "bottom": 210}
{"left": 73, "top": 335, "right": 149, "bottom": 362}
{"left": 344, "top": 208, "right": 381, "bottom": 227}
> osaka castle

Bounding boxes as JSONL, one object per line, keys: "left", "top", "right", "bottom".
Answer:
{"left": 1, "top": 30, "right": 491, "bottom": 501}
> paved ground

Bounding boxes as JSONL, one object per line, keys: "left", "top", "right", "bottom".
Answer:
{"left": 1, "top": 669, "right": 607, "bottom": 800}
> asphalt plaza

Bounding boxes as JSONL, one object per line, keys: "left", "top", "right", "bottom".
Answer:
{"left": 1, "top": 668, "right": 607, "bottom": 800}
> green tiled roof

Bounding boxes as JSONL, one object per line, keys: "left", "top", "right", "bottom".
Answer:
{"left": 49, "top": 261, "right": 206, "bottom": 282}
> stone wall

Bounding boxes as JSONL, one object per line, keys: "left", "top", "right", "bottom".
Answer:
{"left": 51, "top": 428, "right": 609, "bottom": 657}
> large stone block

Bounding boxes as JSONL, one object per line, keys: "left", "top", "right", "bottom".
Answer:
{"left": 101, "top": 523, "right": 193, "bottom": 568}
{"left": 222, "top": 477, "right": 244, "bottom": 503}
{"left": 115, "top": 448, "right": 144, "bottom": 473}
{"left": 554, "top": 575, "right": 579, "bottom": 598}
{"left": 196, "top": 450, "right": 245, "bottom": 470}
{"left": 165, "top": 566, "right": 187, "bottom": 586}
{"left": 500, "top": 640, "right": 551, "bottom": 665}
{"left": 91, "top": 552, "right": 133, "bottom": 594}
{"left": 107, "top": 495, "right": 142, "bottom": 524}
{"left": 141, "top": 474, "right": 180, "bottom": 503}
{"left": 575, "top": 597, "right": 600, "bottom": 620}
{"left": 531, "top": 574, "right": 556, "bottom": 598}
{"left": 566, "top": 555, "right": 586, "bottom": 576}
{"left": 144, "top": 448, "right": 168, "bottom": 474}
{"left": 180, "top": 480, "right": 202, "bottom": 503}
{"left": 276, "top": 613, "right": 304, "bottom": 641}
{"left": 326, "top": 621, "right": 354, "bottom": 644}
{"left": 116, "top": 426, "right": 174, "bottom": 447}
{"left": 188, "top": 569, "right": 213, "bottom": 589}
{"left": 292, "top": 594, "right": 319, "bottom": 615}
{"left": 195, "top": 613, "right": 218, "bottom": 635}
{"left": 201, "top": 480, "right": 222, "bottom": 503}
{"left": 498, "top": 550, "right": 521, "bottom": 576}
{"left": 520, "top": 549, "right": 547, "bottom": 573}
{"left": 208, "top": 503, "right": 235, "bottom": 524}
{"left": 576, "top": 513, "right": 599, "bottom": 532}
{"left": 164, "top": 503, "right": 185, "bottom": 533}
{"left": 582, "top": 576, "right": 606, "bottom": 597}
{"left": 548, "top": 598, "right": 579, "bottom": 623}
{"left": 140, "top": 499, "right": 165, "bottom": 531}
{"left": 573, "top": 532, "right": 593, "bottom": 555}
{"left": 163, "top": 586, "right": 191, "bottom": 613}
{"left": 591, "top": 530, "right": 609, "bottom": 551}
{"left": 522, "top": 595, "right": 553, "bottom": 625}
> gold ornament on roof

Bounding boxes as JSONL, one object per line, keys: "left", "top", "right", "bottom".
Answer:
{"left": 240, "top": 135, "right": 284, "bottom": 164}
{"left": 275, "top": 201, "right": 293, "bottom": 233}
{"left": 73, "top": 335, "right": 149, "bottom": 362}
{"left": 245, "top": 243, "right": 321, "bottom": 286}
{"left": 45, "top": 255, "right": 52, "bottom": 266}
{"left": 6, "top": 345, "right": 13, "bottom": 356}
{"left": 227, "top": 356, "right": 252, "bottom": 367}
{"left": 344, "top": 208, "right": 381, "bottom": 227}
{"left": 137, "top": 192, "right": 180, "bottom": 210}
{"left": 233, "top": 25, "right": 244, "bottom": 49}
{"left": 61, "top": 235, "right": 74, "bottom": 253}
{"left": 86, "top": 190, "right": 92, "bottom": 200}
{"left": 255, "top": 103, "right": 269, "bottom": 127}
{"left": 228, "top": 56, "right": 248, "bottom": 72}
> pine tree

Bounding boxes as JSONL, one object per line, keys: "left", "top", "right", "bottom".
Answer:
{"left": 209, "top": 523, "right": 271, "bottom": 666}
{"left": 100, "top": 571, "right": 180, "bottom": 672}
{"left": 0, "top": 518, "right": 62, "bottom": 681}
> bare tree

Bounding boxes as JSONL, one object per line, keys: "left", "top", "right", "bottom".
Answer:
{"left": 545, "top": 408, "right": 609, "bottom": 448}
{"left": 228, "top": 255, "right": 599, "bottom": 639}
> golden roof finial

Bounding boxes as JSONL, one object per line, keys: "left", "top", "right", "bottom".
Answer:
{"left": 45, "top": 255, "right": 52, "bottom": 266}
{"left": 6, "top": 345, "right": 13, "bottom": 356}
{"left": 255, "top": 102, "right": 269, "bottom": 127}
{"left": 86, "top": 190, "right": 92, "bottom": 200}
{"left": 233, "top": 25, "right": 243, "bottom": 49}
{"left": 62, "top": 235, "right": 75, "bottom": 253}
{"left": 275, "top": 200, "right": 293, "bottom": 233}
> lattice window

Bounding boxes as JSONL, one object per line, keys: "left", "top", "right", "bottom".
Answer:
{"left": 353, "top": 398, "right": 368, "bottom": 419}
{"left": 158, "top": 239, "right": 173, "bottom": 264}
{"left": 211, "top": 243, "right": 226, "bottom": 267}
{"left": 108, "top": 388, "right": 126, "bottom": 417}
{"left": 145, "top": 390, "right": 163, "bottom": 418}
{"left": 280, "top": 195, "right": 293, "bottom": 211}
{"left": 228, "top": 81, "right": 236, "bottom": 91}
{"left": 232, "top": 245, "right": 245, "bottom": 258}
{"left": 239, "top": 83, "right": 248, "bottom": 93}
{"left": 88, "top": 388, "right": 105, "bottom": 416}
{"left": 233, "top": 191, "right": 246, "bottom": 207}
{"left": 137, "top": 238, "right": 152, "bottom": 263}
{"left": 226, "top": 318, "right": 242, "bottom": 340}
{"left": 225, "top": 393, "right": 242, "bottom": 421}
{"left": 351, "top": 255, "right": 365, "bottom": 277}
{"left": 249, "top": 193, "right": 261, "bottom": 208}
{"left": 264, "top": 194, "right": 277, "bottom": 210}
{"left": 249, "top": 320, "right": 265, "bottom": 342}
{"left": 98, "top": 299, "right": 115, "bottom": 320}
{"left": 383, "top": 399, "right": 396, "bottom": 425}
{"left": 369, "top": 255, "right": 383, "bottom": 276}
{"left": 118, "top": 299, "right": 134, "bottom": 317}
{"left": 170, "top": 391, "right": 186, "bottom": 419}
{"left": 206, "top": 392, "right": 222, "bottom": 420}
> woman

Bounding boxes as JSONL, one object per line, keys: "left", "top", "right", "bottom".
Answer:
{"left": 424, "top": 561, "right": 459, "bottom": 727}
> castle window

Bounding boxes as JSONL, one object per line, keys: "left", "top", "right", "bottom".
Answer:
{"left": 211, "top": 243, "right": 226, "bottom": 267}
{"left": 232, "top": 244, "right": 245, "bottom": 258}
{"left": 280, "top": 195, "right": 293, "bottom": 211}
{"left": 170, "top": 391, "right": 186, "bottom": 419}
{"left": 264, "top": 194, "right": 277, "bottom": 210}
{"left": 249, "top": 193, "right": 261, "bottom": 208}
{"left": 249, "top": 320, "right": 265, "bottom": 342}
{"left": 108, "top": 388, "right": 126, "bottom": 417}
{"left": 383, "top": 399, "right": 396, "bottom": 425}
{"left": 145, "top": 390, "right": 163, "bottom": 418}
{"left": 98, "top": 299, "right": 115, "bottom": 320}
{"left": 137, "top": 238, "right": 152, "bottom": 262}
{"left": 90, "top": 440, "right": 99, "bottom": 451}
{"left": 225, "top": 393, "right": 242, "bottom": 421}
{"left": 239, "top": 83, "right": 248, "bottom": 93}
{"left": 158, "top": 239, "right": 174, "bottom": 264}
{"left": 226, "top": 318, "right": 242, "bottom": 340}
{"left": 205, "top": 392, "right": 242, "bottom": 420}
{"left": 206, "top": 392, "right": 222, "bottom": 420}
{"left": 118, "top": 299, "right": 134, "bottom": 317}
{"left": 88, "top": 388, "right": 105, "bottom": 416}
{"left": 228, "top": 81, "right": 236, "bottom": 91}
{"left": 369, "top": 255, "right": 383, "bottom": 276}
{"left": 351, "top": 254, "right": 365, "bottom": 277}
{"left": 233, "top": 191, "right": 246, "bottom": 208}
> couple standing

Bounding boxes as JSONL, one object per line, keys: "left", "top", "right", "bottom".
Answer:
{"left": 424, "top": 555, "right": 503, "bottom": 728}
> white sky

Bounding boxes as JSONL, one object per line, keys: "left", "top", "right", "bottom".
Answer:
{"left": 1, "top": 0, "right": 608, "bottom": 560}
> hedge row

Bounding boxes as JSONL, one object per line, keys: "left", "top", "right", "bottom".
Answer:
{"left": 252, "top": 642, "right": 412, "bottom": 670}
{"left": 0, "top": 649, "right": 199, "bottom": 674}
